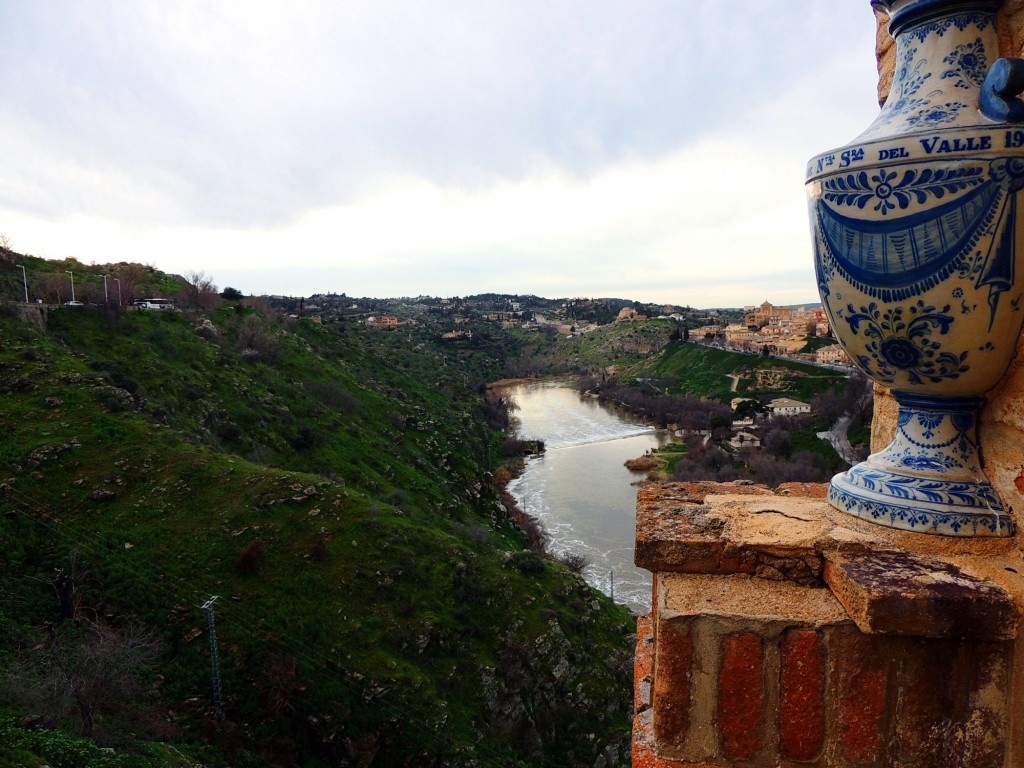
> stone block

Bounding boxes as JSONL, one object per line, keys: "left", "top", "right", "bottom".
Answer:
{"left": 944, "top": 642, "right": 1011, "bottom": 768}
{"left": 824, "top": 550, "right": 1017, "bottom": 639}
{"left": 894, "top": 638, "right": 958, "bottom": 768}
{"left": 635, "top": 483, "right": 833, "bottom": 584}
{"left": 635, "top": 614, "right": 654, "bottom": 714}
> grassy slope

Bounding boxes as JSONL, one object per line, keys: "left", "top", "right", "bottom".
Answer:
{"left": 642, "top": 341, "right": 847, "bottom": 402}
{"left": 506, "top": 319, "right": 676, "bottom": 374}
{"left": 0, "top": 304, "right": 633, "bottom": 767}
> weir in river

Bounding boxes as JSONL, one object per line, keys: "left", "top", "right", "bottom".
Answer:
{"left": 503, "top": 379, "right": 670, "bottom": 612}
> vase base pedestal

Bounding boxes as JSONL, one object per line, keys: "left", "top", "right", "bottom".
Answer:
{"left": 828, "top": 467, "right": 1014, "bottom": 537}
{"left": 827, "top": 394, "right": 1014, "bottom": 537}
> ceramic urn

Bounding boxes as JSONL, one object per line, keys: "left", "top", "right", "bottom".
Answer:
{"left": 806, "top": 0, "right": 1024, "bottom": 536}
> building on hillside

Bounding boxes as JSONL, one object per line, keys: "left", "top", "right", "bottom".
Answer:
{"left": 774, "top": 336, "right": 808, "bottom": 355}
{"left": 745, "top": 300, "right": 794, "bottom": 329}
{"left": 695, "top": 324, "right": 722, "bottom": 339}
{"left": 724, "top": 324, "right": 758, "bottom": 345}
{"left": 767, "top": 397, "right": 810, "bottom": 418}
{"left": 816, "top": 343, "right": 850, "bottom": 365}
{"left": 617, "top": 307, "right": 645, "bottom": 321}
{"left": 728, "top": 431, "right": 761, "bottom": 449}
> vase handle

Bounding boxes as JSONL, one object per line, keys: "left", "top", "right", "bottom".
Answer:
{"left": 981, "top": 58, "right": 1024, "bottom": 122}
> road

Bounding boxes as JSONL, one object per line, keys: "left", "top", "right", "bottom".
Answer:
{"left": 816, "top": 415, "right": 862, "bottom": 465}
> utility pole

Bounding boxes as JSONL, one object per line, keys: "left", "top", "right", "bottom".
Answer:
{"left": 201, "top": 596, "right": 225, "bottom": 721}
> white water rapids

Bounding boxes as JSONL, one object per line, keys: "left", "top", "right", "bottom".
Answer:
{"left": 503, "top": 379, "right": 670, "bottom": 612}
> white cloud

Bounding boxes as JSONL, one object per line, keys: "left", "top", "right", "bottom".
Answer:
{"left": 0, "top": 0, "right": 883, "bottom": 307}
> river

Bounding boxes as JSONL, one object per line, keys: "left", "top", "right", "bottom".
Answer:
{"left": 503, "top": 379, "right": 669, "bottom": 613}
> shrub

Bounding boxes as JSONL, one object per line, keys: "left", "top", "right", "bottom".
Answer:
{"left": 237, "top": 538, "right": 265, "bottom": 575}
{"left": 287, "top": 425, "right": 318, "bottom": 451}
{"left": 558, "top": 551, "right": 588, "bottom": 574}
{"left": 509, "top": 550, "right": 545, "bottom": 575}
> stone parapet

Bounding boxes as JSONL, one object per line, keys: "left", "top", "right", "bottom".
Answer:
{"left": 634, "top": 482, "right": 1024, "bottom": 768}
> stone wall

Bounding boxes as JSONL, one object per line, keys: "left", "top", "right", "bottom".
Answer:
{"left": 633, "top": 483, "right": 1020, "bottom": 768}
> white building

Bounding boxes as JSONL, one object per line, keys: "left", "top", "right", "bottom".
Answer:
{"left": 767, "top": 398, "right": 811, "bottom": 418}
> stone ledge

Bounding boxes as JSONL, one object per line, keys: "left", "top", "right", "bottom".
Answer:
{"left": 824, "top": 550, "right": 1018, "bottom": 640}
{"left": 635, "top": 481, "right": 1024, "bottom": 640}
{"left": 658, "top": 572, "right": 849, "bottom": 626}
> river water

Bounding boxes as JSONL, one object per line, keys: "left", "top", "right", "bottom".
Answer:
{"left": 503, "top": 380, "right": 669, "bottom": 613}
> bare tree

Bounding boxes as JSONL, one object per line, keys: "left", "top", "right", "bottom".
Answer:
{"left": 115, "top": 263, "right": 148, "bottom": 304}
{"left": 6, "top": 620, "right": 164, "bottom": 742}
{"left": 180, "top": 270, "right": 220, "bottom": 310}
{"left": 49, "top": 546, "right": 92, "bottom": 622}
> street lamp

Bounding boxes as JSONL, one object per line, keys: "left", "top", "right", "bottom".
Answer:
{"left": 16, "top": 264, "right": 27, "bottom": 303}
{"left": 66, "top": 270, "right": 75, "bottom": 303}
{"left": 101, "top": 275, "right": 109, "bottom": 306}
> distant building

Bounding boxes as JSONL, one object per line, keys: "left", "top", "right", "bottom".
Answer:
{"left": 729, "top": 431, "right": 762, "bottom": 449}
{"left": 816, "top": 344, "right": 849, "bottom": 365}
{"left": 767, "top": 397, "right": 811, "bottom": 418}
{"left": 745, "top": 300, "right": 793, "bottom": 329}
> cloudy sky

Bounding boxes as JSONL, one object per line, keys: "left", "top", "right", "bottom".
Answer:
{"left": 0, "top": 2, "right": 881, "bottom": 307}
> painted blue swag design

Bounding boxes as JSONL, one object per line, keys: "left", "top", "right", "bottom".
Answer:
{"left": 814, "top": 156, "right": 1024, "bottom": 367}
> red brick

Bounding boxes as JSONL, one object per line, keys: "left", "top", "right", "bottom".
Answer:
{"left": 895, "top": 638, "right": 957, "bottom": 767}
{"left": 717, "top": 631, "right": 763, "bottom": 761}
{"left": 635, "top": 614, "right": 654, "bottom": 713}
{"left": 833, "top": 627, "right": 888, "bottom": 764}
{"left": 945, "top": 642, "right": 1010, "bottom": 768}
{"left": 779, "top": 629, "right": 825, "bottom": 761}
{"left": 653, "top": 618, "right": 694, "bottom": 750}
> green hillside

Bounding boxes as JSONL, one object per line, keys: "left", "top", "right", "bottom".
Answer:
{"left": 641, "top": 341, "right": 847, "bottom": 401}
{"left": 0, "top": 294, "right": 634, "bottom": 766}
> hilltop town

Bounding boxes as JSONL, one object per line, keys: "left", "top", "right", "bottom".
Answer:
{"left": 296, "top": 293, "right": 850, "bottom": 369}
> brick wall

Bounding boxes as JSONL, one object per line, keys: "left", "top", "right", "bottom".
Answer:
{"left": 637, "top": 603, "right": 1011, "bottom": 767}
{"left": 632, "top": 484, "right": 1021, "bottom": 768}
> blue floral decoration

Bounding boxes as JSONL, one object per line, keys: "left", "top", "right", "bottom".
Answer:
{"left": 842, "top": 300, "right": 970, "bottom": 384}
{"left": 942, "top": 37, "right": 987, "bottom": 88}
{"left": 907, "top": 101, "right": 970, "bottom": 127}
{"left": 903, "top": 13, "right": 993, "bottom": 44}
{"left": 862, "top": 44, "right": 931, "bottom": 135}
{"left": 821, "top": 166, "right": 985, "bottom": 215}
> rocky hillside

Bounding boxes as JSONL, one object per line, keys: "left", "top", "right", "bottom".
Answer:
{"left": 0, "top": 277, "right": 635, "bottom": 767}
